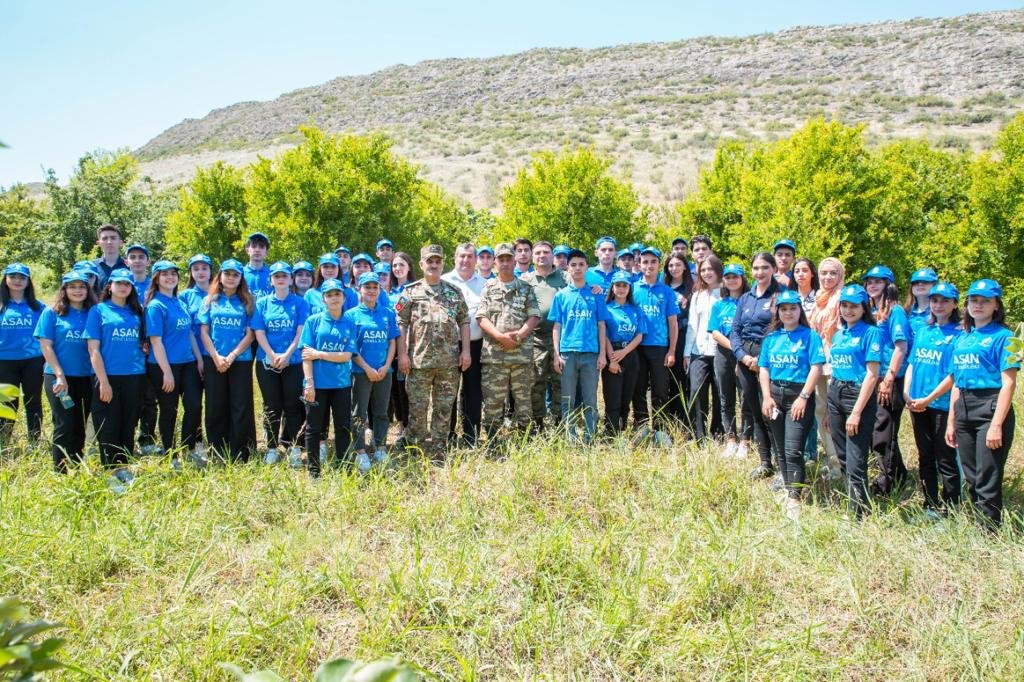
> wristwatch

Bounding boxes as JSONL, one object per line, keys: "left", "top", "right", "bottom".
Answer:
{"left": 799, "top": 391, "right": 811, "bottom": 400}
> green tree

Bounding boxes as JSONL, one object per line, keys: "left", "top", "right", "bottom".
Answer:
{"left": 163, "top": 161, "right": 248, "bottom": 262}
{"left": 495, "top": 146, "right": 644, "bottom": 250}
{"left": 0, "top": 185, "right": 49, "bottom": 266}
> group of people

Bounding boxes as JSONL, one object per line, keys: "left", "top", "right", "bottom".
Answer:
{"left": 0, "top": 224, "right": 1018, "bottom": 527}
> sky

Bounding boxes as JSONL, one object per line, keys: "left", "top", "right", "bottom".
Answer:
{"left": 2, "top": 0, "right": 1019, "bottom": 187}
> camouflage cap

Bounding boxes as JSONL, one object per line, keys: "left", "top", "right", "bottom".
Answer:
{"left": 494, "top": 242, "right": 515, "bottom": 258}
{"left": 420, "top": 244, "right": 444, "bottom": 259}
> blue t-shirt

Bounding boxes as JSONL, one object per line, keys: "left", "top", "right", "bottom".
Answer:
{"left": 345, "top": 303, "right": 401, "bottom": 373}
{"left": 907, "top": 322, "right": 960, "bottom": 411}
{"left": 300, "top": 312, "right": 357, "bottom": 389}
{"left": 584, "top": 266, "right": 619, "bottom": 294}
{"left": 632, "top": 279, "right": 681, "bottom": 347}
{"left": 708, "top": 297, "right": 739, "bottom": 338}
{"left": 146, "top": 293, "right": 197, "bottom": 364}
{"left": 908, "top": 306, "right": 930, "bottom": 345}
{"left": 304, "top": 285, "right": 359, "bottom": 316}
{"left": 0, "top": 300, "right": 43, "bottom": 360}
{"left": 84, "top": 302, "right": 146, "bottom": 376}
{"left": 828, "top": 321, "right": 883, "bottom": 384}
{"left": 34, "top": 307, "right": 91, "bottom": 376}
{"left": 605, "top": 301, "right": 648, "bottom": 345}
{"left": 876, "top": 305, "right": 910, "bottom": 378}
{"left": 244, "top": 265, "right": 273, "bottom": 300}
{"left": 179, "top": 287, "right": 208, "bottom": 339}
{"left": 251, "top": 293, "right": 310, "bottom": 364}
{"left": 197, "top": 295, "right": 252, "bottom": 360}
{"left": 132, "top": 276, "right": 150, "bottom": 301}
{"left": 547, "top": 285, "right": 610, "bottom": 354}
{"left": 758, "top": 326, "right": 825, "bottom": 383}
{"left": 950, "top": 323, "right": 1020, "bottom": 390}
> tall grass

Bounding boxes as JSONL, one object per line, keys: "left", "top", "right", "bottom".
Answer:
{"left": 3, "top": 425, "right": 1024, "bottom": 679}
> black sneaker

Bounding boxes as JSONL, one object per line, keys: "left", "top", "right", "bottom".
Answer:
{"left": 749, "top": 464, "right": 775, "bottom": 480}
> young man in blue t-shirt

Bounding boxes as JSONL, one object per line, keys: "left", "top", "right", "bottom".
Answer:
{"left": 630, "top": 247, "right": 680, "bottom": 430}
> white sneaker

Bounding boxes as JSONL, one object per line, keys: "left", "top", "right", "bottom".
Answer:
{"left": 721, "top": 441, "right": 737, "bottom": 458}
{"left": 287, "top": 446, "right": 303, "bottom": 469}
{"left": 263, "top": 449, "right": 282, "bottom": 465}
{"left": 372, "top": 447, "right": 388, "bottom": 465}
{"left": 319, "top": 443, "right": 328, "bottom": 461}
{"left": 785, "top": 497, "right": 801, "bottom": 521}
{"left": 734, "top": 442, "right": 750, "bottom": 459}
{"left": 355, "top": 451, "right": 372, "bottom": 474}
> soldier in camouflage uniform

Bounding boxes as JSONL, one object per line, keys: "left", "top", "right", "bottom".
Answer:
{"left": 476, "top": 243, "right": 542, "bottom": 441}
{"left": 520, "top": 241, "right": 569, "bottom": 429}
{"left": 395, "top": 245, "right": 471, "bottom": 454}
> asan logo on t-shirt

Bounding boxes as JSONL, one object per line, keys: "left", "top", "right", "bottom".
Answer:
{"left": 362, "top": 329, "right": 388, "bottom": 341}
{"left": 0, "top": 316, "right": 34, "bottom": 329}
{"left": 111, "top": 327, "right": 139, "bottom": 340}
{"left": 214, "top": 316, "right": 243, "bottom": 328}
{"left": 265, "top": 318, "right": 294, "bottom": 331}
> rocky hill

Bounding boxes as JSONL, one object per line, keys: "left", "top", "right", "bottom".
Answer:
{"left": 137, "top": 10, "right": 1024, "bottom": 207}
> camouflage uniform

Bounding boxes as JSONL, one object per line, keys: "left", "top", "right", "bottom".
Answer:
{"left": 520, "top": 268, "right": 570, "bottom": 428}
{"left": 476, "top": 269, "right": 540, "bottom": 438}
{"left": 395, "top": 253, "right": 469, "bottom": 449}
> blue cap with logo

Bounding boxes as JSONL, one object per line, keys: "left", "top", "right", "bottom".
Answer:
{"left": 640, "top": 246, "right": 663, "bottom": 260}
{"left": 319, "top": 253, "right": 340, "bottom": 267}
{"left": 910, "top": 267, "right": 938, "bottom": 284}
{"left": 151, "top": 260, "right": 179, "bottom": 274}
{"left": 334, "top": 244, "right": 351, "bottom": 255}
{"left": 553, "top": 245, "right": 570, "bottom": 257}
{"left": 320, "top": 278, "right": 344, "bottom": 294}
{"left": 246, "top": 231, "right": 270, "bottom": 246}
{"left": 269, "top": 261, "right": 292, "bottom": 276}
{"left": 373, "top": 262, "right": 391, "bottom": 275}
{"left": 126, "top": 243, "right": 149, "bottom": 257}
{"left": 610, "top": 270, "right": 634, "bottom": 285}
{"left": 617, "top": 248, "right": 634, "bottom": 259}
{"left": 722, "top": 263, "right": 745, "bottom": 277}
{"left": 595, "top": 236, "right": 617, "bottom": 249}
{"left": 61, "top": 271, "right": 89, "bottom": 286}
{"left": 839, "top": 284, "right": 869, "bottom": 304}
{"left": 773, "top": 239, "right": 797, "bottom": 254}
{"left": 292, "top": 260, "right": 314, "bottom": 274}
{"left": 351, "top": 253, "right": 374, "bottom": 266}
{"left": 862, "top": 265, "right": 895, "bottom": 283}
{"left": 928, "top": 282, "right": 959, "bottom": 301}
{"left": 477, "top": 245, "right": 494, "bottom": 257}
{"left": 375, "top": 239, "right": 394, "bottom": 250}
{"left": 188, "top": 253, "right": 213, "bottom": 268}
{"left": 358, "top": 272, "right": 381, "bottom": 288}
{"left": 629, "top": 242, "right": 643, "bottom": 253}
{"left": 218, "top": 259, "right": 243, "bottom": 274}
{"left": 966, "top": 279, "right": 1002, "bottom": 299}
{"left": 4, "top": 262, "right": 31, "bottom": 278}
{"left": 107, "top": 268, "right": 133, "bottom": 284}
{"left": 73, "top": 260, "right": 99, "bottom": 277}
{"left": 776, "top": 290, "right": 802, "bottom": 306}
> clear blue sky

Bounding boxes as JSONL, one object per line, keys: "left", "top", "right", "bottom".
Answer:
{"left": 2, "top": 0, "right": 1018, "bottom": 187}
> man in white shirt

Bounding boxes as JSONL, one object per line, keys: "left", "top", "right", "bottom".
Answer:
{"left": 442, "top": 243, "right": 487, "bottom": 446}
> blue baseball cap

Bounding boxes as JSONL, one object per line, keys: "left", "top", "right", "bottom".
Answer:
{"left": 269, "top": 261, "right": 292, "bottom": 276}
{"left": 629, "top": 242, "right": 643, "bottom": 253}
{"left": 722, "top": 264, "right": 745, "bottom": 277}
{"left": 107, "top": 268, "right": 133, "bottom": 284}
{"left": 73, "top": 260, "right": 99, "bottom": 277}
{"left": 862, "top": 265, "right": 895, "bottom": 283}
{"left": 320, "top": 278, "right": 344, "bottom": 294}
{"left": 773, "top": 239, "right": 797, "bottom": 254}
{"left": 351, "top": 253, "right": 374, "bottom": 266}
{"left": 151, "top": 260, "right": 179, "bottom": 274}
{"left": 966, "top": 279, "right": 1002, "bottom": 299}
{"left": 640, "top": 246, "right": 663, "bottom": 260}
{"left": 373, "top": 262, "right": 391, "bottom": 275}
{"left": 126, "top": 243, "right": 149, "bottom": 257}
{"left": 3, "top": 263, "right": 31, "bottom": 278}
{"left": 595, "top": 236, "right": 617, "bottom": 249}
{"left": 375, "top": 239, "right": 394, "bottom": 250}
{"left": 334, "top": 244, "right": 351, "bottom": 255}
{"left": 839, "top": 284, "right": 869, "bottom": 304}
{"left": 610, "top": 270, "right": 634, "bottom": 285}
{"left": 553, "top": 245, "right": 570, "bottom": 257}
{"left": 476, "top": 246, "right": 494, "bottom": 257}
{"left": 357, "top": 272, "right": 381, "bottom": 288}
{"left": 318, "top": 253, "right": 340, "bottom": 267}
{"left": 218, "top": 259, "right": 243, "bottom": 274}
{"left": 776, "top": 290, "right": 802, "bottom": 306}
{"left": 929, "top": 282, "right": 959, "bottom": 301}
{"left": 616, "top": 248, "right": 634, "bottom": 259}
{"left": 292, "top": 260, "right": 314, "bottom": 274}
{"left": 910, "top": 267, "right": 938, "bottom": 284}
{"left": 187, "top": 254, "right": 213, "bottom": 268}
{"left": 61, "top": 271, "right": 89, "bottom": 286}
{"left": 246, "top": 231, "right": 270, "bottom": 246}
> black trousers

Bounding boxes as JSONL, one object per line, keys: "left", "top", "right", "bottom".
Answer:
{"left": 203, "top": 357, "right": 256, "bottom": 462}
{"left": 714, "top": 347, "right": 752, "bottom": 441}
{"left": 255, "top": 362, "right": 304, "bottom": 450}
{"left": 955, "top": 389, "right": 1015, "bottom": 528}
{"left": 827, "top": 380, "right": 878, "bottom": 516}
{"left": 449, "top": 338, "right": 483, "bottom": 446}
{"left": 91, "top": 373, "right": 145, "bottom": 468}
{"left": 305, "top": 387, "right": 352, "bottom": 477}
{"left": 388, "top": 367, "right": 409, "bottom": 428}
{"left": 44, "top": 374, "right": 92, "bottom": 472}
{"left": 688, "top": 354, "right": 719, "bottom": 440}
{"left": 146, "top": 361, "right": 203, "bottom": 453}
{"left": 137, "top": 376, "right": 159, "bottom": 448}
{"left": 601, "top": 346, "right": 639, "bottom": 433}
{"left": 631, "top": 345, "right": 671, "bottom": 430}
{"left": 737, "top": 355, "right": 772, "bottom": 468}
{"left": 910, "top": 408, "right": 961, "bottom": 510}
{"left": 767, "top": 381, "right": 815, "bottom": 497}
{"left": 0, "top": 356, "right": 44, "bottom": 444}
{"left": 871, "top": 375, "right": 907, "bottom": 493}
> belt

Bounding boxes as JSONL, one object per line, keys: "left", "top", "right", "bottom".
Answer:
{"left": 611, "top": 342, "right": 631, "bottom": 350}
{"left": 831, "top": 379, "right": 859, "bottom": 387}
{"left": 962, "top": 387, "right": 1000, "bottom": 397}
{"left": 770, "top": 380, "right": 803, "bottom": 388}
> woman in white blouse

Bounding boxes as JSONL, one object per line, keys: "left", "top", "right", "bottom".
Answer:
{"left": 685, "top": 255, "right": 724, "bottom": 441}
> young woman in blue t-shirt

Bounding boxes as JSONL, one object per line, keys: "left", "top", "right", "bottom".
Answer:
{"left": 602, "top": 270, "right": 646, "bottom": 433}
{"left": 85, "top": 268, "right": 147, "bottom": 478}
{"left": 0, "top": 263, "right": 45, "bottom": 448}
{"left": 945, "top": 279, "right": 1019, "bottom": 529}
{"left": 35, "top": 271, "right": 96, "bottom": 471}
{"left": 904, "top": 281, "right": 961, "bottom": 516}
{"left": 710, "top": 263, "right": 752, "bottom": 459}
{"left": 758, "top": 290, "right": 826, "bottom": 517}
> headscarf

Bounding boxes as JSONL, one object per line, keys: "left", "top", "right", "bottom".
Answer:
{"left": 811, "top": 257, "right": 845, "bottom": 350}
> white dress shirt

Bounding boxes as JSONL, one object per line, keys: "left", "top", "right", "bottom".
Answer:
{"left": 684, "top": 288, "right": 722, "bottom": 357}
{"left": 442, "top": 269, "right": 486, "bottom": 341}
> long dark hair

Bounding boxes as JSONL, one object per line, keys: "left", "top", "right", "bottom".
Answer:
{"left": 793, "top": 258, "right": 820, "bottom": 292}
{"left": 964, "top": 297, "right": 1007, "bottom": 331}
{"left": 766, "top": 301, "right": 811, "bottom": 334}
{"left": 143, "top": 269, "right": 179, "bottom": 307}
{"left": 663, "top": 254, "right": 692, "bottom": 299}
{"left": 751, "top": 252, "right": 782, "bottom": 300}
{"left": 314, "top": 263, "right": 340, "bottom": 289}
{"left": 0, "top": 274, "right": 43, "bottom": 313}
{"left": 205, "top": 269, "right": 255, "bottom": 315}
{"left": 390, "top": 252, "right": 415, "bottom": 289}
{"left": 53, "top": 281, "right": 98, "bottom": 316}
{"left": 605, "top": 281, "right": 636, "bottom": 306}
{"left": 101, "top": 280, "right": 147, "bottom": 342}
{"left": 869, "top": 282, "right": 901, "bottom": 324}
{"left": 927, "top": 301, "right": 962, "bottom": 327}
{"left": 185, "top": 262, "right": 211, "bottom": 291}
{"left": 719, "top": 272, "right": 750, "bottom": 299}
{"left": 839, "top": 300, "right": 877, "bottom": 327}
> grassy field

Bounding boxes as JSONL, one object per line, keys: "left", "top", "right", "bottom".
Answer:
{"left": 4, "top": 417, "right": 1024, "bottom": 680}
